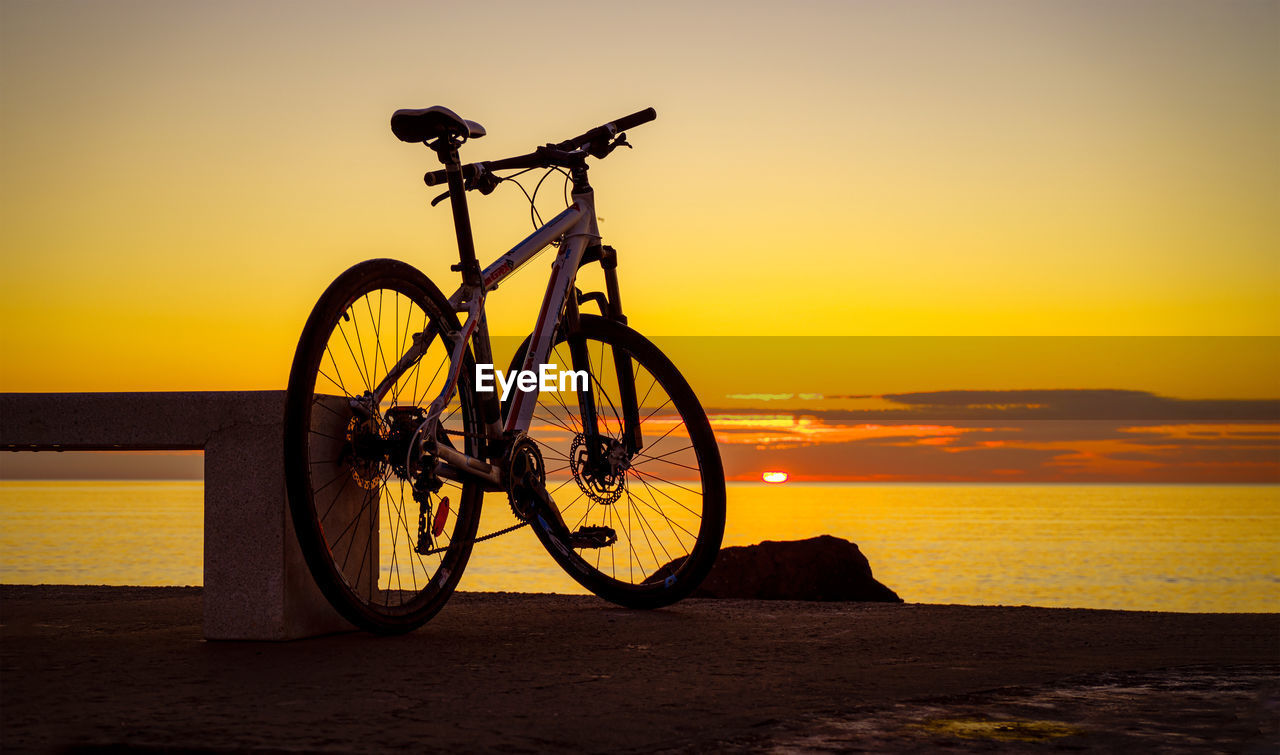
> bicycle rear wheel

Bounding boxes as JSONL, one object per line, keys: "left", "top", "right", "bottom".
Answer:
{"left": 284, "top": 258, "right": 482, "bottom": 634}
{"left": 506, "top": 315, "right": 725, "bottom": 608}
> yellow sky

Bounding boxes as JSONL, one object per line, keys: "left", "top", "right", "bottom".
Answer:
{"left": 2, "top": 1, "right": 1277, "bottom": 392}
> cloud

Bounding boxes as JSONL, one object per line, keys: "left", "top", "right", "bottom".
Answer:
{"left": 706, "top": 390, "right": 1280, "bottom": 482}
{"left": 879, "top": 389, "right": 1280, "bottom": 420}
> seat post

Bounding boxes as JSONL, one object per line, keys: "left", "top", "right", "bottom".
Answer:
{"left": 435, "top": 140, "right": 483, "bottom": 290}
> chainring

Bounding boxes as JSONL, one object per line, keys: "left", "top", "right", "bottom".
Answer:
{"left": 505, "top": 436, "right": 545, "bottom": 522}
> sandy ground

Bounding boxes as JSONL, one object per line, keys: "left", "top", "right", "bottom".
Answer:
{"left": 1, "top": 585, "right": 1277, "bottom": 752}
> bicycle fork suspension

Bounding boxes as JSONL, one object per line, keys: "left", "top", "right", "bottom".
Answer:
{"left": 573, "top": 244, "right": 644, "bottom": 459}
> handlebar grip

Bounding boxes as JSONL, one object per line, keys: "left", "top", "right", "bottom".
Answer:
{"left": 424, "top": 169, "right": 448, "bottom": 186}
{"left": 613, "top": 107, "right": 657, "bottom": 132}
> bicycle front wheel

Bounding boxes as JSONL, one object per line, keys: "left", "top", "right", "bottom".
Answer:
{"left": 507, "top": 315, "right": 725, "bottom": 608}
{"left": 284, "top": 258, "right": 483, "bottom": 634}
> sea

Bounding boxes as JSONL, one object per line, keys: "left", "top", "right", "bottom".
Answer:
{"left": 0, "top": 481, "right": 1276, "bottom": 613}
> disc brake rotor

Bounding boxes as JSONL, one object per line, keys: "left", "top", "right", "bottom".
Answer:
{"left": 569, "top": 434, "right": 625, "bottom": 505}
{"left": 345, "top": 414, "right": 386, "bottom": 490}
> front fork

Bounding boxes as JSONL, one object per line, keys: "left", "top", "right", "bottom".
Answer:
{"left": 570, "top": 244, "right": 644, "bottom": 471}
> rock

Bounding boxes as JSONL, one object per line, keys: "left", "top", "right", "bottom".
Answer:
{"left": 650, "top": 535, "right": 902, "bottom": 602}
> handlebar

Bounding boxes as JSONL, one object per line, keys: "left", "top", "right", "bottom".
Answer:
{"left": 556, "top": 107, "right": 656, "bottom": 151}
{"left": 424, "top": 107, "right": 656, "bottom": 187}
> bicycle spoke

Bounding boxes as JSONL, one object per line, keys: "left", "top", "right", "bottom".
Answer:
{"left": 340, "top": 313, "right": 372, "bottom": 393}
{"left": 394, "top": 293, "right": 415, "bottom": 405}
{"left": 557, "top": 488, "right": 588, "bottom": 518}
{"left": 627, "top": 487, "right": 670, "bottom": 568}
{"left": 607, "top": 499, "right": 616, "bottom": 579}
{"left": 350, "top": 301, "right": 375, "bottom": 391}
{"left": 533, "top": 409, "right": 577, "bottom": 435}
{"left": 529, "top": 435, "right": 571, "bottom": 460}
{"left": 368, "top": 291, "right": 392, "bottom": 390}
{"left": 628, "top": 476, "right": 698, "bottom": 549}
{"left": 411, "top": 310, "right": 428, "bottom": 405}
{"left": 546, "top": 379, "right": 583, "bottom": 434}
{"left": 633, "top": 443, "right": 694, "bottom": 462}
{"left": 630, "top": 454, "right": 701, "bottom": 474}
{"left": 317, "top": 469, "right": 355, "bottom": 524}
{"left": 589, "top": 367, "right": 624, "bottom": 436}
{"left": 629, "top": 467, "right": 703, "bottom": 500}
{"left": 306, "top": 428, "right": 349, "bottom": 445}
{"left": 392, "top": 481, "right": 423, "bottom": 593}
{"left": 628, "top": 483, "right": 686, "bottom": 556}
{"left": 336, "top": 487, "right": 376, "bottom": 570}
{"left": 639, "top": 396, "right": 673, "bottom": 425}
{"left": 311, "top": 395, "right": 348, "bottom": 420}
{"left": 637, "top": 418, "right": 687, "bottom": 455}
{"left": 626, "top": 490, "right": 635, "bottom": 582}
{"left": 385, "top": 484, "right": 403, "bottom": 602}
{"left": 629, "top": 469, "right": 698, "bottom": 529}
{"left": 637, "top": 371, "right": 659, "bottom": 410}
{"left": 351, "top": 508, "right": 373, "bottom": 596}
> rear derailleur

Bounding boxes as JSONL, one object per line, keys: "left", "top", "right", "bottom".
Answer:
{"left": 381, "top": 405, "right": 451, "bottom": 556}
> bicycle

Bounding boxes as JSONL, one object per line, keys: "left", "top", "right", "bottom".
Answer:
{"left": 283, "top": 106, "right": 726, "bottom": 633}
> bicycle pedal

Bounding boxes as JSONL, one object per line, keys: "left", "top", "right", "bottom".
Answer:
{"left": 569, "top": 525, "right": 617, "bottom": 549}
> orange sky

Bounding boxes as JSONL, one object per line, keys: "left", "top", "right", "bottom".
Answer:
{"left": 1, "top": 2, "right": 1276, "bottom": 481}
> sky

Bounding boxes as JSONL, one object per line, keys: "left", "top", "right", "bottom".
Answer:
{"left": 1, "top": 0, "right": 1276, "bottom": 481}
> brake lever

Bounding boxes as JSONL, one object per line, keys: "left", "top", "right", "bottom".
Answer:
{"left": 430, "top": 169, "right": 501, "bottom": 207}
{"left": 473, "top": 168, "right": 502, "bottom": 195}
{"left": 586, "top": 133, "right": 633, "bottom": 160}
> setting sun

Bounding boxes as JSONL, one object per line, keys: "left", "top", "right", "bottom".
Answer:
{"left": 762, "top": 471, "right": 789, "bottom": 484}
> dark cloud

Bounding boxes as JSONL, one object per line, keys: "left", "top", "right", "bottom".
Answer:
{"left": 711, "top": 412, "right": 1279, "bottom": 483}
{"left": 1119, "top": 437, "right": 1280, "bottom": 448}
{"left": 879, "top": 390, "right": 1280, "bottom": 420}
{"left": 721, "top": 439, "right": 1062, "bottom": 482}
{"left": 1106, "top": 447, "right": 1280, "bottom": 465}
{"left": 709, "top": 389, "right": 1279, "bottom": 421}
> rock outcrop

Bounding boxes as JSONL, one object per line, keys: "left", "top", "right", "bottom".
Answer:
{"left": 649, "top": 535, "right": 902, "bottom": 602}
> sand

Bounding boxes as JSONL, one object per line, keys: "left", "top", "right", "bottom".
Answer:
{"left": 1, "top": 585, "right": 1277, "bottom": 752}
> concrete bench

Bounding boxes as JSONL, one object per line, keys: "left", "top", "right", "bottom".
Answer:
{"left": 0, "top": 391, "right": 352, "bottom": 640}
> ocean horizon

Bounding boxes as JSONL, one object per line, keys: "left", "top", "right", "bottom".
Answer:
{"left": 1, "top": 480, "right": 1276, "bottom": 613}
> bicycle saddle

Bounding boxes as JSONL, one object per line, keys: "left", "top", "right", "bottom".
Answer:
{"left": 391, "top": 106, "right": 486, "bottom": 143}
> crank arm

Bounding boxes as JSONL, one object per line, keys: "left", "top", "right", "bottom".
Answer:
{"left": 524, "top": 477, "right": 577, "bottom": 546}
{"left": 522, "top": 478, "right": 616, "bottom": 549}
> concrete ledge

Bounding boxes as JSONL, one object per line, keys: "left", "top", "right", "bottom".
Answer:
{"left": 0, "top": 391, "right": 352, "bottom": 640}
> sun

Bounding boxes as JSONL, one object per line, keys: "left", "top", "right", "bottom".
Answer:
{"left": 762, "top": 470, "right": 789, "bottom": 483}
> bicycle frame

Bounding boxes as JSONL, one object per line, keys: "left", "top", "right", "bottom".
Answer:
{"left": 365, "top": 176, "right": 611, "bottom": 488}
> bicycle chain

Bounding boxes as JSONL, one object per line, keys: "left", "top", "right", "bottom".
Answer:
{"left": 417, "top": 519, "right": 529, "bottom": 556}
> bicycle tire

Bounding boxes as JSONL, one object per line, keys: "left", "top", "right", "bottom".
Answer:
{"left": 284, "top": 258, "right": 483, "bottom": 634}
{"left": 506, "top": 315, "right": 725, "bottom": 608}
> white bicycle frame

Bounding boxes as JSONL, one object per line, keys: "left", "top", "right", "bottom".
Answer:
{"left": 364, "top": 186, "right": 601, "bottom": 486}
